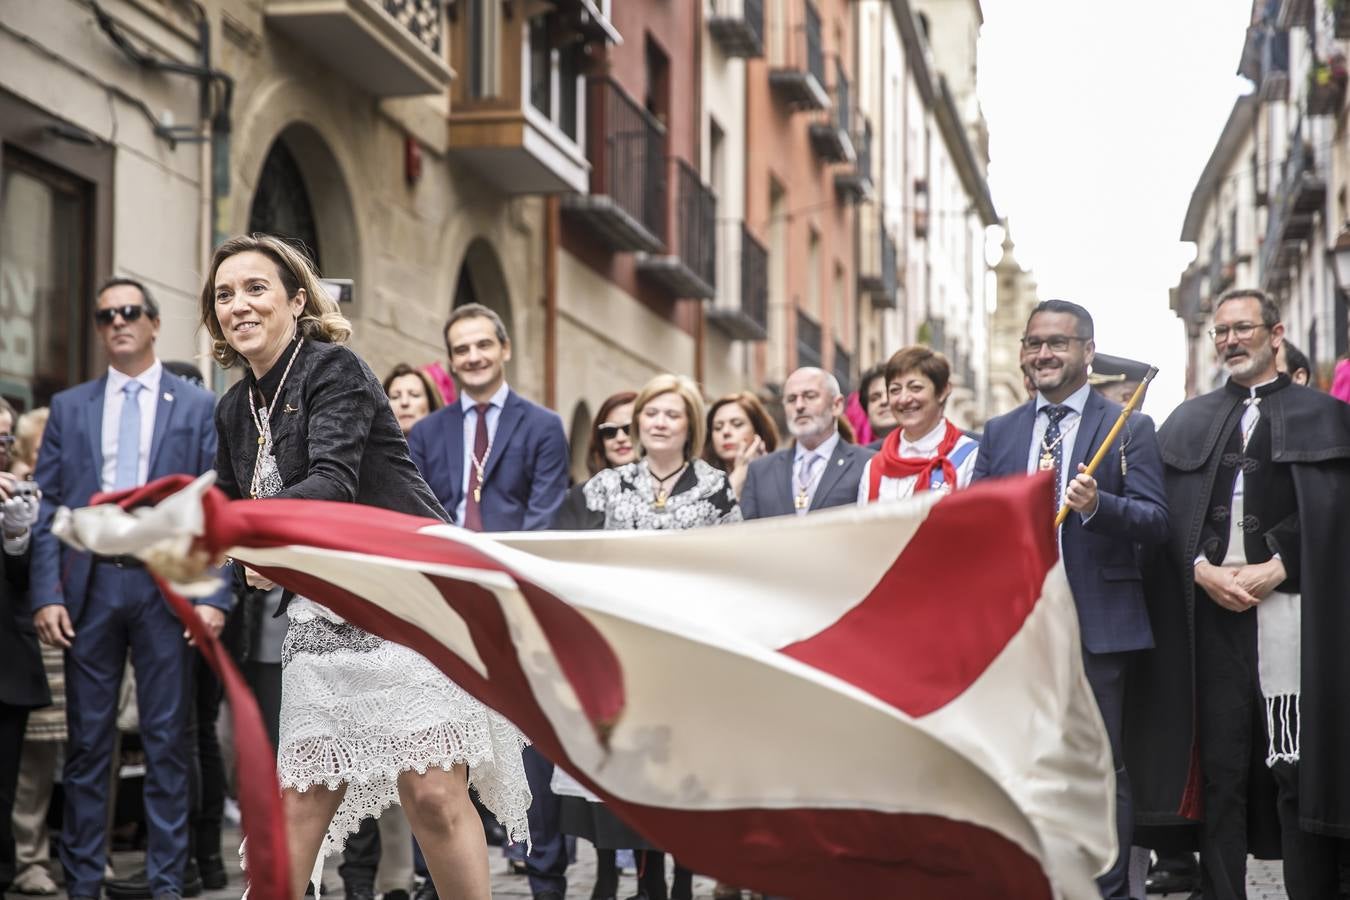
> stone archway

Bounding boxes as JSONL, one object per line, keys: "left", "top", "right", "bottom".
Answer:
{"left": 246, "top": 123, "right": 360, "bottom": 292}
{"left": 567, "top": 400, "right": 592, "bottom": 484}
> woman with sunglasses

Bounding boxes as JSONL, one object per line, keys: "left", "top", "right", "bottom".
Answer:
{"left": 702, "top": 391, "right": 779, "bottom": 500}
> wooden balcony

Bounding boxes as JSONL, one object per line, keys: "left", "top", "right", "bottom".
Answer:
{"left": 637, "top": 160, "right": 717, "bottom": 299}
{"left": 264, "top": 0, "right": 453, "bottom": 96}
{"left": 709, "top": 0, "right": 765, "bottom": 58}
{"left": 768, "top": 0, "right": 829, "bottom": 111}
{"left": 447, "top": 6, "right": 593, "bottom": 194}
{"left": 707, "top": 221, "right": 769, "bottom": 341}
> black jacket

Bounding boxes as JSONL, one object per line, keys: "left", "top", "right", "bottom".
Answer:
{"left": 1, "top": 542, "right": 50, "bottom": 709}
{"left": 215, "top": 337, "right": 447, "bottom": 523}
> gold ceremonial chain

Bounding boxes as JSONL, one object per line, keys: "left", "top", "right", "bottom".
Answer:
{"left": 470, "top": 435, "right": 494, "bottom": 503}
{"left": 1037, "top": 419, "right": 1078, "bottom": 471}
{"left": 649, "top": 462, "right": 687, "bottom": 510}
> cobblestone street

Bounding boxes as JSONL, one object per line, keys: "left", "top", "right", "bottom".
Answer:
{"left": 3, "top": 824, "right": 1291, "bottom": 900}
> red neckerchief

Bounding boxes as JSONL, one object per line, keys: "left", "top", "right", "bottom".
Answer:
{"left": 867, "top": 419, "right": 962, "bottom": 501}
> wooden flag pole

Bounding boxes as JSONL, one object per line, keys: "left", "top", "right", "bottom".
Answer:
{"left": 1054, "top": 366, "right": 1159, "bottom": 528}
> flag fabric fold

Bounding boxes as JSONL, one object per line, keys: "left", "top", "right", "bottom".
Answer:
{"left": 57, "top": 470, "right": 1114, "bottom": 899}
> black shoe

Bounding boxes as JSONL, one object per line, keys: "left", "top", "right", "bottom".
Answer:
{"left": 412, "top": 879, "right": 437, "bottom": 900}
{"left": 1146, "top": 868, "right": 1199, "bottom": 894}
{"left": 533, "top": 893, "right": 565, "bottom": 900}
{"left": 197, "top": 855, "right": 227, "bottom": 891}
{"left": 344, "top": 885, "right": 375, "bottom": 900}
{"left": 382, "top": 891, "right": 411, "bottom": 900}
{"left": 506, "top": 859, "right": 529, "bottom": 876}
{"left": 106, "top": 864, "right": 202, "bottom": 900}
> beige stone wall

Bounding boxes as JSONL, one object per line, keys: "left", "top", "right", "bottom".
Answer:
{"left": 3, "top": 0, "right": 546, "bottom": 399}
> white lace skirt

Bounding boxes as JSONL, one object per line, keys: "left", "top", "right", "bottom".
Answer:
{"left": 278, "top": 598, "right": 531, "bottom": 880}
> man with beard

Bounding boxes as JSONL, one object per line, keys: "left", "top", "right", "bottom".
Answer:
{"left": 972, "top": 299, "right": 1168, "bottom": 900}
{"left": 739, "top": 367, "right": 872, "bottom": 518}
{"left": 1129, "top": 289, "right": 1350, "bottom": 900}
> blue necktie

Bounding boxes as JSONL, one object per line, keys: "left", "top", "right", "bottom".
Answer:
{"left": 1043, "top": 405, "right": 1070, "bottom": 513}
{"left": 114, "top": 381, "right": 143, "bottom": 490}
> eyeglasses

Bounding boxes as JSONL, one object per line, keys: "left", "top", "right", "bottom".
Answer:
{"left": 1020, "top": 335, "right": 1089, "bottom": 353}
{"left": 94, "top": 304, "right": 147, "bottom": 326}
{"left": 597, "top": 422, "right": 632, "bottom": 440}
{"left": 1207, "top": 322, "right": 1268, "bottom": 343}
{"left": 0, "top": 435, "right": 14, "bottom": 451}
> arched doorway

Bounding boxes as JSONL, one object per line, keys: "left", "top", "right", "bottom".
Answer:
{"left": 567, "top": 400, "right": 591, "bottom": 484}
{"left": 452, "top": 237, "right": 516, "bottom": 382}
{"left": 247, "top": 124, "right": 359, "bottom": 290}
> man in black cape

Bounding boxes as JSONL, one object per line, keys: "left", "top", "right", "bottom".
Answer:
{"left": 1127, "top": 288, "right": 1350, "bottom": 899}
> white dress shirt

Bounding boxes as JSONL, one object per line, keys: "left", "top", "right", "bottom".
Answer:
{"left": 792, "top": 429, "right": 840, "bottom": 512}
{"left": 456, "top": 381, "right": 511, "bottom": 525}
{"left": 101, "top": 361, "right": 162, "bottom": 492}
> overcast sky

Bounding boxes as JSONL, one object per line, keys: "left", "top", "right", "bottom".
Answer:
{"left": 977, "top": 0, "right": 1253, "bottom": 420}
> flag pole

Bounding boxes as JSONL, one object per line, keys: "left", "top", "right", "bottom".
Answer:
{"left": 1054, "top": 366, "right": 1159, "bottom": 528}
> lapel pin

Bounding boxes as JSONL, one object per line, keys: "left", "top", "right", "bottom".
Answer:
{"left": 163, "top": 392, "right": 173, "bottom": 402}
{"left": 284, "top": 403, "right": 299, "bottom": 413}
{"left": 837, "top": 459, "right": 844, "bottom": 466}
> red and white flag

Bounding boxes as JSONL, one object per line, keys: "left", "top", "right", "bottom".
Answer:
{"left": 56, "top": 471, "right": 1114, "bottom": 900}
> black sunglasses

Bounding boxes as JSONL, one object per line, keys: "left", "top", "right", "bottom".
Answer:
{"left": 94, "top": 304, "right": 147, "bottom": 326}
{"left": 597, "top": 422, "right": 632, "bottom": 440}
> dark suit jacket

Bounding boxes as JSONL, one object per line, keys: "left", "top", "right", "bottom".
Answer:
{"left": 1, "top": 543, "right": 48, "bottom": 709}
{"left": 972, "top": 390, "right": 1168, "bottom": 654}
{"left": 739, "top": 438, "right": 874, "bottom": 520}
{"left": 31, "top": 369, "right": 231, "bottom": 620}
{"left": 407, "top": 389, "right": 569, "bottom": 531}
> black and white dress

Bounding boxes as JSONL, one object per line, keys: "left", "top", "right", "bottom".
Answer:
{"left": 550, "top": 457, "right": 740, "bottom": 847}
{"left": 215, "top": 338, "right": 530, "bottom": 885}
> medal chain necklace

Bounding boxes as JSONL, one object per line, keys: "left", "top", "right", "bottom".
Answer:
{"left": 1038, "top": 418, "right": 1079, "bottom": 471}
{"left": 470, "top": 424, "right": 493, "bottom": 503}
{"left": 649, "top": 461, "right": 687, "bottom": 510}
{"left": 246, "top": 337, "right": 305, "bottom": 498}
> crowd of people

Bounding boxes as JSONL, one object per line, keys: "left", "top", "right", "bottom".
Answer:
{"left": 1, "top": 233, "right": 1349, "bottom": 900}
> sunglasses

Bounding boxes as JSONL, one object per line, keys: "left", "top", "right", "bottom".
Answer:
{"left": 94, "top": 304, "right": 148, "bottom": 326}
{"left": 597, "top": 422, "right": 632, "bottom": 440}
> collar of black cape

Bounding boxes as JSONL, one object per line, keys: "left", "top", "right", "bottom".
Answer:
{"left": 1223, "top": 372, "right": 1290, "bottom": 400}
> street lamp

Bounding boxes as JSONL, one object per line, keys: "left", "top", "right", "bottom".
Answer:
{"left": 1328, "top": 222, "right": 1350, "bottom": 292}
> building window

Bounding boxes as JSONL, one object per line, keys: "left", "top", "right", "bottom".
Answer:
{"left": 528, "top": 15, "right": 552, "bottom": 118}
{"left": 559, "top": 41, "right": 581, "bottom": 142}
{"left": 466, "top": 0, "right": 501, "bottom": 99}
{"left": 807, "top": 229, "right": 821, "bottom": 317}
{"left": 0, "top": 148, "right": 92, "bottom": 410}
{"left": 248, "top": 139, "right": 322, "bottom": 268}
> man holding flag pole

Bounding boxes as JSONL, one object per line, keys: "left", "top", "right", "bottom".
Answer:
{"left": 973, "top": 299, "right": 1169, "bottom": 899}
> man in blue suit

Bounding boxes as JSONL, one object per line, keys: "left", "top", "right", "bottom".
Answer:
{"left": 31, "top": 279, "right": 229, "bottom": 900}
{"left": 407, "top": 302, "right": 569, "bottom": 900}
{"left": 973, "top": 300, "right": 1167, "bottom": 900}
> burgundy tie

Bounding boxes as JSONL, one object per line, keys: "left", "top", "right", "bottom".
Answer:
{"left": 464, "top": 403, "right": 490, "bottom": 531}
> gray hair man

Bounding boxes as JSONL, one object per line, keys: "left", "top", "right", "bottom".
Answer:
{"left": 739, "top": 367, "right": 873, "bottom": 519}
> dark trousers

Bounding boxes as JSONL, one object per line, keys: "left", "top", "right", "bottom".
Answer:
{"left": 1082, "top": 650, "right": 1131, "bottom": 900}
{"left": 1196, "top": 603, "right": 1341, "bottom": 900}
{"left": 518, "top": 746, "right": 568, "bottom": 895}
{"left": 339, "top": 817, "right": 380, "bottom": 891}
{"left": 0, "top": 703, "right": 30, "bottom": 892}
{"left": 61, "top": 566, "right": 190, "bottom": 898}
{"left": 188, "top": 655, "right": 226, "bottom": 863}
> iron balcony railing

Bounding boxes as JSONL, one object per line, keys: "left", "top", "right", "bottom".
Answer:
{"left": 586, "top": 76, "right": 667, "bottom": 244}
{"left": 708, "top": 0, "right": 766, "bottom": 57}
{"left": 797, "top": 310, "right": 822, "bottom": 369}
{"left": 834, "top": 61, "right": 850, "bottom": 136}
{"left": 673, "top": 159, "right": 717, "bottom": 292}
{"left": 383, "top": 0, "right": 442, "bottom": 54}
{"left": 1259, "top": 125, "right": 1324, "bottom": 290}
{"left": 768, "top": 0, "right": 828, "bottom": 108}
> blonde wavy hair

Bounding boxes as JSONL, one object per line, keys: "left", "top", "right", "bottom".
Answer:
{"left": 632, "top": 373, "right": 706, "bottom": 462}
{"left": 199, "top": 233, "right": 352, "bottom": 368}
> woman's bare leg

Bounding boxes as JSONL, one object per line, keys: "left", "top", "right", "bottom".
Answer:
{"left": 282, "top": 784, "right": 346, "bottom": 900}
{"left": 398, "top": 765, "right": 489, "bottom": 900}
